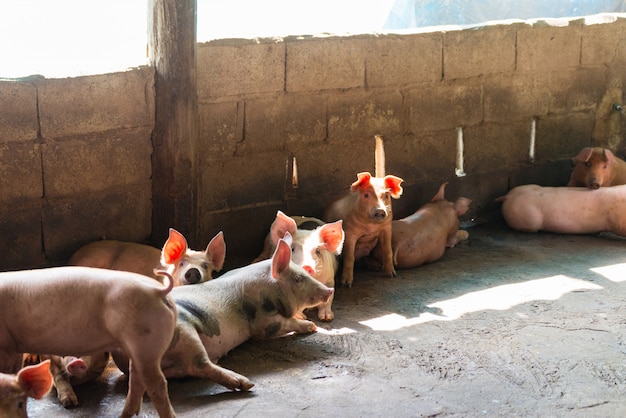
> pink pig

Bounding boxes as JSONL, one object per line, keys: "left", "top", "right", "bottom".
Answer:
{"left": 324, "top": 172, "right": 403, "bottom": 287}
{"left": 254, "top": 211, "right": 344, "bottom": 321}
{"left": 498, "top": 184, "right": 626, "bottom": 236}
{"left": 0, "top": 360, "right": 52, "bottom": 418}
{"left": 567, "top": 147, "right": 626, "bottom": 189}
{"left": 372, "top": 182, "right": 471, "bottom": 269}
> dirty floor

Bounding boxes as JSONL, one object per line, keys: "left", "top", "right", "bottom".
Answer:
{"left": 27, "top": 222, "right": 626, "bottom": 417}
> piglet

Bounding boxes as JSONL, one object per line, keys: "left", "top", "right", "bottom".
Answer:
{"left": 113, "top": 235, "right": 334, "bottom": 392}
{"left": 69, "top": 228, "right": 225, "bottom": 286}
{"left": 567, "top": 147, "right": 626, "bottom": 189}
{"left": 0, "top": 360, "right": 52, "bottom": 418}
{"left": 254, "top": 210, "right": 344, "bottom": 321}
{"left": 0, "top": 267, "right": 177, "bottom": 418}
{"left": 497, "top": 184, "right": 626, "bottom": 236}
{"left": 324, "top": 171, "right": 403, "bottom": 287}
{"left": 372, "top": 183, "right": 471, "bottom": 269}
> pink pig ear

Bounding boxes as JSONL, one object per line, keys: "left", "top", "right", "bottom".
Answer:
{"left": 431, "top": 182, "right": 448, "bottom": 203}
{"left": 384, "top": 175, "right": 404, "bottom": 198}
{"left": 604, "top": 148, "right": 617, "bottom": 164}
{"left": 17, "top": 360, "right": 53, "bottom": 400}
{"left": 351, "top": 172, "right": 372, "bottom": 191}
{"left": 270, "top": 211, "right": 297, "bottom": 245}
{"left": 271, "top": 238, "right": 292, "bottom": 279}
{"left": 319, "top": 220, "right": 345, "bottom": 255}
{"left": 206, "top": 231, "right": 226, "bottom": 272}
{"left": 574, "top": 147, "right": 593, "bottom": 162}
{"left": 162, "top": 228, "right": 188, "bottom": 265}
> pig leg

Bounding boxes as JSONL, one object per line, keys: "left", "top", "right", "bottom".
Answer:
{"left": 122, "top": 358, "right": 174, "bottom": 418}
{"left": 316, "top": 292, "right": 335, "bottom": 322}
{"left": 379, "top": 226, "right": 396, "bottom": 278}
{"left": 43, "top": 354, "right": 79, "bottom": 407}
{"left": 446, "top": 230, "right": 469, "bottom": 248}
{"left": 340, "top": 236, "right": 357, "bottom": 287}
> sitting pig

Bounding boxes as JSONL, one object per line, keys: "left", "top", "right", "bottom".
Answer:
{"left": 254, "top": 210, "right": 344, "bottom": 321}
{"left": 497, "top": 184, "right": 626, "bottom": 236}
{"left": 0, "top": 267, "right": 177, "bottom": 418}
{"left": 371, "top": 182, "right": 471, "bottom": 269}
{"left": 0, "top": 360, "right": 52, "bottom": 418}
{"left": 113, "top": 236, "right": 334, "bottom": 392}
{"left": 324, "top": 171, "right": 404, "bottom": 287}
{"left": 44, "top": 228, "right": 225, "bottom": 407}
{"left": 567, "top": 147, "right": 626, "bottom": 189}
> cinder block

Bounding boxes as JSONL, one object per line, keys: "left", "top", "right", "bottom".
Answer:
{"left": 0, "top": 142, "right": 43, "bottom": 202}
{"left": 444, "top": 25, "right": 517, "bottom": 80}
{"left": 406, "top": 81, "right": 482, "bottom": 133}
{"left": 517, "top": 21, "right": 582, "bottom": 72}
{"left": 548, "top": 68, "right": 606, "bottom": 113}
{"left": 365, "top": 33, "right": 442, "bottom": 87}
{"left": 581, "top": 17, "right": 626, "bottom": 67}
{"left": 535, "top": 113, "right": 595, "bottom": 160}
{"left": 38, "top": 68, "right": 155, "bottom": 138}
{"left": 484, "top": 73, "right": 550, "bottom": 122}
{"left": 197, "top": 40, "right": 285, "bottom": 98}
{"left": 198, "top": 101, "right": 239, "bottom": 159}
{"left": 286, "top": 37, "right": 366, "bottom": 92}
{"left": 43, "top": 187, "right": 152, "bottom": 264}
{"left": 42, "top": 129, "right": 152, "bottom": 198}
{"left": 327, "top": 90, "right": 404, "bottom": 141}
{"left": 0, "top": 81, "right": 38, "bottom": 143}
{"left": 198, "top": 151, "right": 286, "bottom": 212}
{"left": 0, "top": 203, "right": 45, "bottom": 270}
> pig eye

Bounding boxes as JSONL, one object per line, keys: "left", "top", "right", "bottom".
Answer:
{"left": 294, "top": 274, "right": 303, "bottom": 283}
{"left": 315, "top": 248, "right": 321, "bottom": 256}
{"left": 201, "top": 263, "right": 209, "bottom": 270}
{"left": 18, "top": 401, "right": 24, "bottom": 409}
{"left": 585, "top": 162, "right": 592, "bottom": 168}
{"left": 364, "top": 192, "right": 370, "bottom": 198}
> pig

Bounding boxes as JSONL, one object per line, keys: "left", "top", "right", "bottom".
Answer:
{"left": 497, "top": 184, "right": 626, "bottom": 236}
{"left": 112, "top": 236, "right": 334, "bottom": 392}
{"left": 253, "top": 210, "right": 344, "bottom": 321}
{"left": 324, "top": 171, "right": 404, "bottom": 287}
{"left": 50, "top": 228, "right": 225, "bottom": 407}
{"left": 371, "top": 182, "right": 471, "bottom": 269}
{"left": 567, "top": 146, "right": 626, "bottom": 189}
{"left": 69, "top": 228, "right": 226, "bottom": 286}
{"left": 0, "top": 267, "right": 177, "bottom": 418}
{"left": 0, "top": 360, "right": 52, "bottom": 418}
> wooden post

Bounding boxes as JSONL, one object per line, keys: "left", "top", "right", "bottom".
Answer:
{"left": 148, "top": 0, "right": 198, "bottom": 246}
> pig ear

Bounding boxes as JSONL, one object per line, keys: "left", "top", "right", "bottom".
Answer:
{"left": 604, "top": 148, "right": 617, "bottom": 164}
{"left": 206, "top": 231, "right": 226, "bottom": 272}
{"left": 385, "top": 175, "right": 404, "bottom": 198}
{"left": 574, "top": 147, "right": 593, "bottom": 162}
{"left": 17, "top": 360, "right": 53, "bottom": 400}
{"left": 270, "top": 211, "right": 297, "bottom": 245}
{"left": 431, "top": 182, "right": 448, "bottom": 202}
{"left": 162, "top": 228, "right": 188, "bottom": 265}
{"left": 318, "top": 220, "right": 345, "bottom": 255}
{"left": 351, "top": 172, "right": 372, "bottom": 191}
{"left": 271, "top": 238, "right": 292, "bottom": 279}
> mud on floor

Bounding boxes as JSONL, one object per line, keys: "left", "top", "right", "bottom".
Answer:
{"left": 28, "top": 222, "right": 626, "bottom": 417}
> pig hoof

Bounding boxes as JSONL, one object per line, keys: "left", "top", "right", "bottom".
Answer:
{"left": 59, "top": 392, "right": 79, "bottom": 408}
{"left": 318, "top": 309, "right": 334, "bottom": 322}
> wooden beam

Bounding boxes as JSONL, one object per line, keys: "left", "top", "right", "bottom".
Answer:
{"left": 148, "top": 0, "right": 198, "bottom": 246}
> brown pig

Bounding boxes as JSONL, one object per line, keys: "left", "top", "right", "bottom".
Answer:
{"left": 0, "top": 267, "right": 177, "bottom": 418}
{"left": 371, "top": 183, "right": 471, "bottom": 269}
{"left": 567, "top": 147, "right": 626, "bottom": 189}
{"left": 324, "top": 171, "right": 403, "bottom": 287}
{"left": 0, "top": 360, "right": 52, "bottom": 418}
{"left": 497, "top": 184, "right": 626, "bottom": 236}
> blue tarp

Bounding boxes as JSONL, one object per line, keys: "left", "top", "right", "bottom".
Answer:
{"left": 384, "top": 0, "right": 626, "bottom": 29}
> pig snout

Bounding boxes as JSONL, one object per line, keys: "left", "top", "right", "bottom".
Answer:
{"left": 185, "top": 268, "right": 201, "bottom": 284}
{"left": 64, "top": 357, "right": 88, "bottom": 377}
{"left": 370, "top": 207, "right": 388, "bottom": 221}
{"left": 587, "top": 178, "right": 601, "bottom": 189}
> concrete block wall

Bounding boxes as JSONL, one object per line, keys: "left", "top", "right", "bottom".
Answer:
{"left": 0, "top": 68, "right": 155, "bottom": 269}
{"left": 197, "top": 15, "right": 626, "bottom": 263}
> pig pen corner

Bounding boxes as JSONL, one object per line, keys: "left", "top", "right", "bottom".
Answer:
{"left": 26, "top": 221, "right": 626, "bottom": 417}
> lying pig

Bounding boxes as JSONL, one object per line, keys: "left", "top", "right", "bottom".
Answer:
{"left": 254, "top": 210, "right": 344, "bottom": 321}
{"left": 371, "top": 183, "right": 471, "bottom": 269}
{"left": 69, "top": 228, "right": 225, "bottom": 286}
{"left": 0, "top": 267, "right": 177, "bottom": 418}
{"left": 0, "top": 360, "right": 52, "bottom": 418}
{"left": 567, "top": 147, "right": 626, "bottom": 189}
{"left": 497, "top": 184, "right": 626, "bottom": 236}
{"left": 113, "top": 236, "right": 334, "bottom": 392}
{"left": 324, "top": 171, "right": 403, "bottom": 287}
{"left": 50, "top": 228, "right": 225, "bottom": 407}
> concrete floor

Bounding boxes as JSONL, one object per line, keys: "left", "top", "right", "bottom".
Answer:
{"left": 27, "top": 221, "right": 626, "bottom": 417}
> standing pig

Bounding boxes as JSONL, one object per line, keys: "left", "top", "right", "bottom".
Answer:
{"left": 371, "top": 182, "right": 471, "bottom": 269}
{"left": 497, "top": 184, "right": 626, "bottom": 236}
{"left": 113, "top": 236, "right": 334, "bottom": 391}
{"left": 47, "top": 228, "right": 225, "bottom": 407}
{"left": 0, "top": 267, "right": 177, "bottom": 418}
{"left": 254, "top": 210, "right": 344, "bottom": 321}
{"left": 567, "top": 147, "right": 626, "bottom": 189}
{"left": 324, "top": 171, "right": 403, "bottom": 287}
{"left": 0, "top": 360, "right": 52, "bottom": 418}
